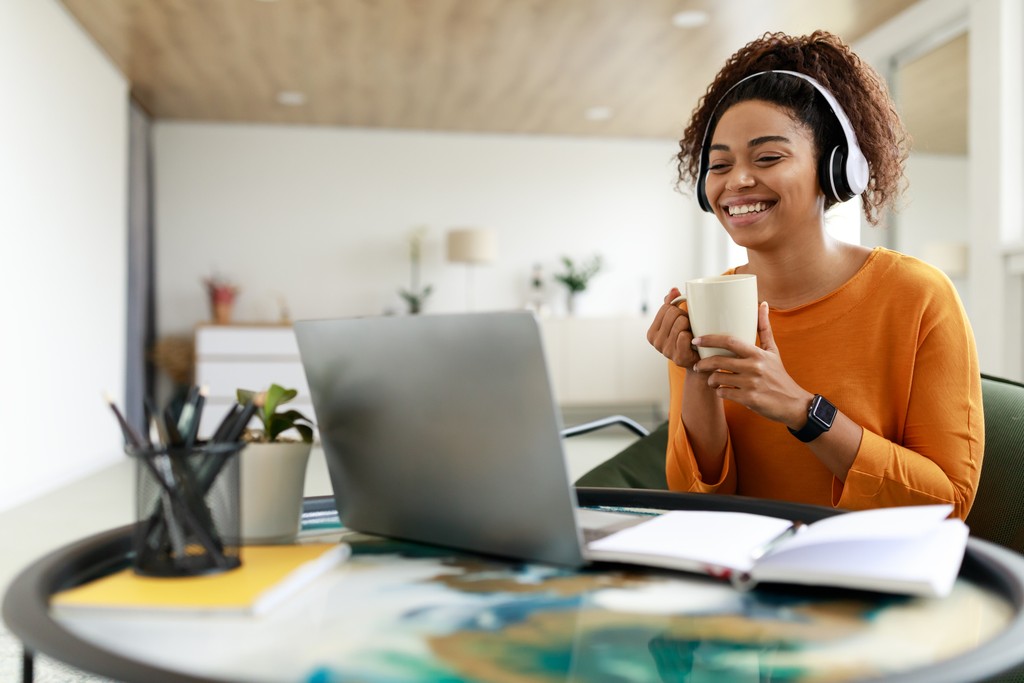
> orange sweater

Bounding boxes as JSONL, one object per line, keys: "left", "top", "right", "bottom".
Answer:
{"left": 666, "top": 248, "right": 983, "bottom": 520}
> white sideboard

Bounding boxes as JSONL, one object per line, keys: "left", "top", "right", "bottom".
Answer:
{"left": 194, "top": 325, "right": 313, "bottom": 440}
{"left": 539, "top": 317, "right": 668, "bottom": 409}
{"left": 194, "top": 316, "right": 669, "bottom": 438}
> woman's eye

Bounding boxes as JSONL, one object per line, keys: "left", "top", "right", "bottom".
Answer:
{"left": 756, "top": 155, "right": 782, "bottom": 164}
{"left": 708, "top": 162, "right": 731, "bottom": 173}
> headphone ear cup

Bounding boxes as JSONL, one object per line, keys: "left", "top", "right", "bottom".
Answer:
{"left": 697, "top": 170, "right": 712, "bottom": 212}
{"left": 819, "top": 145, "right": 854, "bottom": 202}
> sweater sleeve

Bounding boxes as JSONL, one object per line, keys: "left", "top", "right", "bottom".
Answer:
{"left": 833, "top": 282, "right": 984, "bottom": 520}
{"left": 665, "top": 362, "right": 738, "bottom": 494}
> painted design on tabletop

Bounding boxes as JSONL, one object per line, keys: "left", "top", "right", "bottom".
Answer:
{"left": 294, "top": 533, "right": 1010, "bottom": 683}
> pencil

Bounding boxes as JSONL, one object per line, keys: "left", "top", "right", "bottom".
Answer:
{"left": 182, "top": 386, "right": 208, "bottom": 450}
{"left": 144, "top": 398, "right": 165, "bottom": 448}
{"left": 104, "top": 392, "right": 145, "bottom": 449}
{"left": 176, "top": 385, "right": 200, "bottom": 437}
{"left": 163, "top": 406, "right": 183, "bottom": 446}
{"left": 224, "top": 400, "right": 258, "bottom": 443}
{"left": 210, "top": 403, "right": 243, "bottom": 443}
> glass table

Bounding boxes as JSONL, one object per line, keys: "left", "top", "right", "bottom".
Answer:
{"left": 5, "top": 489, "right": 1024, "bottom": 683}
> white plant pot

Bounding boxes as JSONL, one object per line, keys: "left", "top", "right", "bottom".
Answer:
{"left": 238, "top": 441, "right": 312, "bottom": 544}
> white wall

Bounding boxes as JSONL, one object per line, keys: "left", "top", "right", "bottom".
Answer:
{"left": 900, "top": 154, "right": 969, "bottom": 251}
{"left": 0, "top": 0, "right": 128, "bottom": 512}
{"left": 855, "top": 0, "right": 1024, "bottom": 380}
{"left": 968, "top": 0, "right": 1024, "bottom": 379}
{"left": 153, "top": 123, "right": 694, "bottom": 334}
{"left": 899, "top": 153, "right": 970, "bottom": 301}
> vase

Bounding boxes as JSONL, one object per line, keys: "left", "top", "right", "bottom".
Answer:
{"left": 566, "top": 291, "right": 582, "bottom": 316}
{"left": 212, "top": 300, "right": 234, "bottom": 325}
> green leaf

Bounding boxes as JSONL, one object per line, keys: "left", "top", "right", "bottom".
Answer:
{"left": 278, "top": 408, "right": 313, "bottom": 427}
{"left": 267, "top": 413, "right": 290, "bottom": 441}
{"left": 236, "top": 388, "right": 258, "bottom": 405}
{"left": 266, "top": 411, "right": 312, "bottom": 442}
{"left": 260, "top": 384, "right": 291, "bottom": 425}
{"left": 235, "top": 384, "right": 310, "bottom": 441}
{"left": 295, "top": 423, "right": 314, "bottom": 444}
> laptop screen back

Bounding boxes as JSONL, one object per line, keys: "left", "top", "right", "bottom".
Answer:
{"left": 294, "top": 311, "right": 587, "bottom": 567}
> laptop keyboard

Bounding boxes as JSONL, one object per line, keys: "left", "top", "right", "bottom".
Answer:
{"left": 577, "top": 508, "right": 652, "bottom": 544}
{"left": 583, "top": 526, "right": 612, "bottom": 543}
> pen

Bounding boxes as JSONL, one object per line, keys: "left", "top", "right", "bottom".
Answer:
{"left": 749, "top": 520, "right": 805, "bottom": 561}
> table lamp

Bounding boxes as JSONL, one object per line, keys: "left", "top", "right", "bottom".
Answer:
{"left": 446, "top": 227, "right": 497, "bottom": 310}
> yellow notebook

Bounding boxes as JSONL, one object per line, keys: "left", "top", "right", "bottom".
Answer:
{"left": 52, "top": 543, "right": 350, "bottom": 617}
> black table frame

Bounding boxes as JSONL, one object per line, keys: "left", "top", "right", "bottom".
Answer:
{"left": 6, "top": 489, "right": 1024, "bottom": 683}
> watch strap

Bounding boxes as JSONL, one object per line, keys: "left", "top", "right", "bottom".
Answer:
{"left": 788, "top": 394, "right": 836, "bottom": 443}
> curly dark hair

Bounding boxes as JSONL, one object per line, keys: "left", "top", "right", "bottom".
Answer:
{"left": 677, "top": 31, "right": 908, "bottom": 225}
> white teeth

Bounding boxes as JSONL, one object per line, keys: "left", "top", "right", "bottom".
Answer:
{"left": 728, "top": 202, "right": 769, "bottom": 216}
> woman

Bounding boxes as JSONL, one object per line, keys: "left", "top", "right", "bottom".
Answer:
{"left": 647, "top": 31, "right": 982, "bottom": 519}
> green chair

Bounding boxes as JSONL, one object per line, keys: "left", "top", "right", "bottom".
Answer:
{"left": 571, "top": 419, "right": 668, "bottom": 489}
{"left": 965, "top": 378, "right": 1024, "bottom": 683}
{"left": 965, "top": 374, "right": 1024, "bottom": 555}
{"left": 572, "top": 375, "right": 1024, "bottom": 555}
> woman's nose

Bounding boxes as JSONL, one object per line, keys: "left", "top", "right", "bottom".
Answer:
{"left": 726, "top": 168, "right": 755, "bottom": 191}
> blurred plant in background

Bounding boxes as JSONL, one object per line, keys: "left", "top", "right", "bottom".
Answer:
{"left": 554, "top": 254, "right": 603, "bottom": 315}
{"left": 399, "top": 227, "right": 433, "bottom": 314}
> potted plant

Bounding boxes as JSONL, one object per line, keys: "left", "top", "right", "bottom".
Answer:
{"left": 399, "top": 227, "right": 433, "bottom": 314}
{"left": 553, "top": 254, "right": 604, "bottom": 315}
{"left": 235, "top": 384, "right": 315, "bottom": 544}
{"left": 204, "top": 276, "right": 239, "bottom": 325}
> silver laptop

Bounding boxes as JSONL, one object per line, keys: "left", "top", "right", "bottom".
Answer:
{"left": 294, "top": 311, "right": 640, "bottom": 567}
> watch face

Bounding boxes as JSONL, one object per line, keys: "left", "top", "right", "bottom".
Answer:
{"left": 811, "top": 395, "right": 837, "bottom": 429}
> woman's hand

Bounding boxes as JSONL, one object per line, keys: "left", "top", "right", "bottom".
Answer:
{"left": 692, "top": 301, "right": 813, "bottom": 429}
{"left": 647, "top": 288, "right": 700, "bottom": 368}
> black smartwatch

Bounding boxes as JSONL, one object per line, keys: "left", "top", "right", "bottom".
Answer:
{"left": 788, "top": 394, "right": 837, "bottom": 443}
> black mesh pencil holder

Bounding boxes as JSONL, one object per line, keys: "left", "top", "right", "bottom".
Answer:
{"left": 129, "top": 442, "right": 244, "bottom": 577}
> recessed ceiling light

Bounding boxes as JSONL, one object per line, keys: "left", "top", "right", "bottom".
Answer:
{"left": 584, "top": 106, "right": 613, "bottom": 121}
{"left": 276, "top": 91, "right": 307, "bottom": 106}
{"left": 671, "top": 10, "right": 710, "bottom": 28}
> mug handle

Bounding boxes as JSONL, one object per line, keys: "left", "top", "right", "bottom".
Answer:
{"left": 670, "top": 294, "right": 686, "bottom": 306}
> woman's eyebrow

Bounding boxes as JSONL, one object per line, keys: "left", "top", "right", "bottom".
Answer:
{"left": 708, "top": 135, "right": 790, "bottom": 152}
{"left": 749, "top": 135, "right": 790, "bottom": 147}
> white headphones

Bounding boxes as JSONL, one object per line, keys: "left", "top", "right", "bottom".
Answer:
{"left": 695, "top": 70, "right": 869, "bottom": 213}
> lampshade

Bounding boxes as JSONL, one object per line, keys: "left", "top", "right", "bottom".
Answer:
{"left": 446, "top": 228, "right": 497, "bottom": 264}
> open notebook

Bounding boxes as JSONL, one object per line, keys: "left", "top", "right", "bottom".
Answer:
{"left": 294, "top": 311, "right": 967, "bottom": 596}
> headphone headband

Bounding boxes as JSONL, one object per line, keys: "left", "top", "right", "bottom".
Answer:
{"left": 695, "top": 69, "right": 869, "bottom": 212}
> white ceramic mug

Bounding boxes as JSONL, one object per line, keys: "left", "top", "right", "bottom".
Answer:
{"left": 672, "top": 274, "right": 758, "bottom": 359}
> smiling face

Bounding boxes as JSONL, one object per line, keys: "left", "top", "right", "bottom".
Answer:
{"left": 705, "top": 99, "right": 826, "bottom": 252}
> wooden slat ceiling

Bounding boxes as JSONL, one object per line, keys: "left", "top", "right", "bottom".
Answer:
{"left": 60, "top": 0, "right": 961, "bottom": 151}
